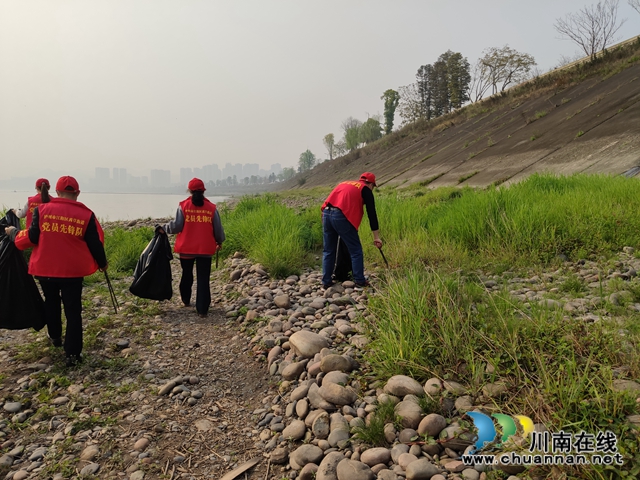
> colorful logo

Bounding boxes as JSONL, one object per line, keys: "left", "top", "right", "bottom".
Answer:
{"left": 466, "top": 412, "right": 535, "bottom": 453}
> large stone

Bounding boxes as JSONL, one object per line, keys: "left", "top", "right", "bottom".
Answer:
{"left": 442, "top": 381, "right": 466, "bottom": 395}
{"left": 398, "top": 453, "right": 418, "bottom": 469}
{"left": 271, "top": 447, "right": 289, "bottom": 464}
{"left": 267, "top": 346, "right": 283, "bottom": 367}
{"left": 282, "top": 420, "right": 307, "bottom": 441}
{"left": 330, "top": 412, "right": 350, "bottom": 432}
{"left": 290, "top": 444, "right": 324, "bottom": 470}
{"left": 336, "top": 459, "right": 375, "bottom": 480}
{"left": 321, "top": 355, "right": 353, "bottom": 373}
{"left": 423, "top": 378, "right": 442, "bottom": 396}
{"left": 291, "top": 383, "right": 311, "bottom": 401}
{"left": 312, "top": 412, "right": 330, "bottom": 439}
{"left": 395, "top": 401, "right": 423, "bottom": 429}
{"left": 384, "top": 376, "right": 424, "bottom": 397}
{"left": 328, "top": 429, "right": 350, "bottom": 447}
{"left": 80, "top": 445, "right": 99, "bottom": 461}
{"left": 282, "top": 361, "right": 307, "bottom": 381}
{"left": 308, "top": 383, "right": 336, "bottom": 410}
{"left": 417, "top": 414, "right": 447, "bottom": 438}
{"left": 274, "top": 295, "right": 291, "bottom": 309}
{"left": 405, "top": 459, "right": 442, "bottom": 479}
{"left": 391, "top": 444, "right": 410, "bottom": 463}
{"left": 612, "top": 379, "right": 640, "bottom": 393}
{"left": 360, "top": 447, "right": 391, "bottom": 467}
{"left": 290, "top": 331, "right": 330, "bottom": 358}
{"left": 323, "top": 371, "right": 350, "bottom": 386}
{"left": 316, "top": 451, "right": 346, "bottom": 480}
{"left": 299, "top": 463, "right": 319, "bottom": 480}
{"left": 319, "top": 383, "right": 357, "bottom": 406}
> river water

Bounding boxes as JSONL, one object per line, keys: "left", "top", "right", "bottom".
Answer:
{"left": 0, "top": 191, "right": 229, "bottom": 222}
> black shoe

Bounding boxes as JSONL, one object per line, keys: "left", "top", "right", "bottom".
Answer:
{"left": 65, "top": 355, "right": 82, "bottom": 368}
{"left": 322, "top": 282, "right": 334, "bottom": 289}
{"left": 354, "top": 281, "right": 371, "bottom": 289}
{"left": 49, "top": 337, "right": 62, "bottom": 348}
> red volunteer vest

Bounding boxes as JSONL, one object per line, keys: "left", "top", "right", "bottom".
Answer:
{"left": 174, "top": 197, "right": 217, "bottom": 256}
{"left": 322, "top": 180, "right": 366, "bottom": 230}
{"left": 25, "top": 194, "right": 44, "bottom": 228}
{"left": 16, "top": 198, "right": 104, "bottom": 278}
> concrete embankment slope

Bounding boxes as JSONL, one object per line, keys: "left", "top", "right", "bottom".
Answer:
{"left": 294, "top": 53, "right": 640, "bottom": 190}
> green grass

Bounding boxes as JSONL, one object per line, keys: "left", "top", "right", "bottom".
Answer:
{"left": 352, "top": 399, "right": 399, "bottom": 446}
{"left": 91, "top": 173, "right": 640, "bottom": 477}
{"left": 103, "top": 226, "right": 155, "bottom": 275}
{"left": 220, "top": 194, "right": 322, "bottom": 277}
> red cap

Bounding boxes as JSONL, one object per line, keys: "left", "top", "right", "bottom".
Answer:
{"left": 188, "top": 178, "right": 206, "bottom": 192}
{"left": 35, "top": 178, "right": 50, "bottom": 189}
{"left": 359, "top": 172, "right": 377, "bottom": 187}
{"left": 56, "top": 176, "right": 80, "bottom": 193}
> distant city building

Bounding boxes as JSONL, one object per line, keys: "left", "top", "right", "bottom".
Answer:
{"left": 270, "top": 163, "right": 282, "bottom": 174}
{"left": 180, "top": 167, "right": 193, "bottom": 185}
{"left": 243, "top": 163, "right": 260, "bottom": 178}
{"left": 112, "top": 168, "right": 119, "bottom": 183}
{"left": 119, "top": 168, "right": 127, "bottom": 185}
{"left": 95, "top": 167, "right": 110, "bottom": 182}
{"left": 150, "top": 169, "right": 171, "bottom": 188}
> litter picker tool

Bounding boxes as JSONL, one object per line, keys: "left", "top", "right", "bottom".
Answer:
{"left": 104, "top": 271, "right": 119, "bottom": 314}
{"left": 379, "top": 247, "right": 390, "bottom": 268}
{"left": 216, "top": 250, "right": 219, "bottom": 269}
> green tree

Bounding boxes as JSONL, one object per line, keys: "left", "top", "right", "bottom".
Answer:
{"left": 397, "top": 83, "right": 422, "bottom": 126}
{"left": 359, "top": 117, "right": 383, "bottom": 144}
{"left": 281, "top": 167, "right": 295, "bottom": 181}
{"left": 446, "top": 52, "right": 471, "bottom": 109}
{"left": 416, "top": 64, "right": 435, "bottom": 119}
{"left": 342, "top": 117, "right": 362, "bottom": 151}
{"left": 334, "top": 140, "right": 347, "bottom": 157}
{"left": 381, "top": 89, "right": 400, "bottom": 135}
{"left": 323, "top": 133, "right": 336, "bottom": 161}
{"left": 479, "top": 45, "right": 536, "bottom": 94}
{"left": 415, "top": 51, "right": 470, "bottom": 119}
{"left": 298, "top": 149, "right": 316, "bottom": 172}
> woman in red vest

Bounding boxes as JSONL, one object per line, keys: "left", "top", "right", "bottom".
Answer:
{"left": 15, "top": 178, "right": 52, "bottom": 228}
{"left": 321, "top": 172, "right": 382, "bottom": 289}
{"left": 6, "top": 176, "right": 107, "bottom": 368}
{"left": 163, "top": 178, "right": 225, "bottom": 317}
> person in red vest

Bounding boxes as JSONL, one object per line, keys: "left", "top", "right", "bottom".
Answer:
{"left": 163, "top": 178, "right": 225, "bottom": 317}
{"left": 321, "top": 172, "right": 382, "bottom": 289}
{"left": 15, "top": 178, "right": 52, "bottom": 228}
{"left": 6, "top": 176, "right": 107, "bottom": 367}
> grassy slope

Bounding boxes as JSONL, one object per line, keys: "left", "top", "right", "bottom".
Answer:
{"left": 282, "top": 37, "right": 640, "bottom": 192}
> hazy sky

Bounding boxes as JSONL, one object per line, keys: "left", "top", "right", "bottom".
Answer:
{"left": 1, "top": 0, "right": 638, "bottom": 181}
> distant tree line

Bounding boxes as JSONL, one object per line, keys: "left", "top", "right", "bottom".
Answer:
{"left": 295, "top": 0, "right": 633, "bottom": 175}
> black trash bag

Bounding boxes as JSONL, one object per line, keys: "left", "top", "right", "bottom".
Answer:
{"left": 0, "top": 210, "right": 46, "bottom": 331}
{"left": 333, "top": 236, "right": 353, "bottom": 282}
{"left": 129, "top": 227, "right": 173, "bottom": 301}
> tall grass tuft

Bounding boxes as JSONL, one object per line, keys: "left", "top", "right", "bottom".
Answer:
{"left": 365, "top": 268, "right": 640, "bottom": 476}
{"left": 103, "top": 226, "right": 154, "bottom": 275}
{"left": 221, "top": 194, "right": 322, "bottom": 277}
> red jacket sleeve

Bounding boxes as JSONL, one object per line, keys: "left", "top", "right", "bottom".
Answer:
{"left": 14, "top": 230, "right": 35, "bottom": 250}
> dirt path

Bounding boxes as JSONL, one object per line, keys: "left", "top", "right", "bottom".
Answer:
{"left": 0, "top": 255, "right": 277, "bottom": 480}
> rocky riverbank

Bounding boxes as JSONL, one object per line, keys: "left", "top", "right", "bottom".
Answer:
{"left": 0, "top": 241, "right": 639, "bottom": 480}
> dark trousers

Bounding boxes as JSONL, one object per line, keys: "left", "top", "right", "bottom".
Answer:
{"left": 322, "top": 209, "right": 365, "bottom": 285}
{"left": 179, "top": 257, "right": 212, "bottom": 315}
{"left": 39, "top": 278, "right": 84, "bottom": 357}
